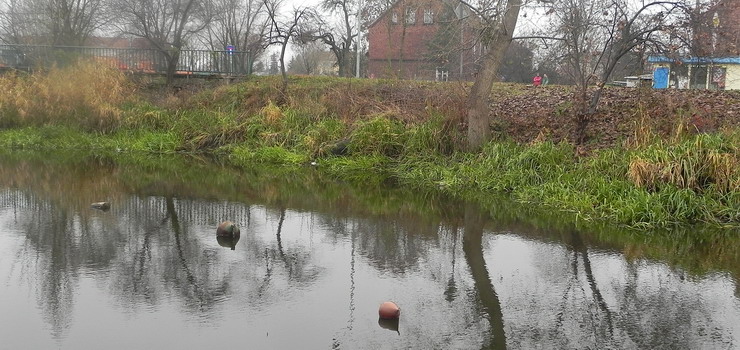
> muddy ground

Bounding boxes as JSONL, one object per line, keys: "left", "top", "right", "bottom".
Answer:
{"left": 490, "top": 85, "right": 740, "bottom": 151}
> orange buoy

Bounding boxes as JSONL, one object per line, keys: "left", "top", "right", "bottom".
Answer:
{"left": 378, "top": 301, "right": 400, "bottom": 320}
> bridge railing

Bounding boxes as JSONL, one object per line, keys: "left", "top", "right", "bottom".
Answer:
{"left": 0, "top": 44, "right": 253, "bottom": 76}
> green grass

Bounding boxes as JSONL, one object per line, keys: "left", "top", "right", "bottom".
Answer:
{"left": 1, "top": 73, "right": 737, "bottom": 230}
{"left": 3, "top": 113, "right": 736, "bottom": 229}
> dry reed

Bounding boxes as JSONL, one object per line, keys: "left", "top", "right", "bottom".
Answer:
{"left": 0, "top": 59, "right": 134, "bottom": 131}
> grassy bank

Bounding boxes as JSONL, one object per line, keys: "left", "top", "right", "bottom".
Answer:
{"left": 0, "top": 61, "right": 737, "bottom": 229}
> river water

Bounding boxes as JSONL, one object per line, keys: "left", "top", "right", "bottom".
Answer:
{"left": 0, "top": 151, "right": 738, "bottom": 349}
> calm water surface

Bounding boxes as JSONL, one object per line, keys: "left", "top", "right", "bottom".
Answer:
{"left": 0, "top": 152, "right": 738, "bottom": 349}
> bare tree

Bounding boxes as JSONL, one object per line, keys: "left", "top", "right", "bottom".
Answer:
{"left": 263, "top": 0, "right": 309, "bottom": 100}
{"left": 0, "top": 0, "right": 109, "bottom": 45}
{"left": 113, "top": 0, "right": 213, "bottom": 84}
{"left": 538, "top": 0, "right": 687, "bottom": 144}
{"left": 313, "top": 0, "right": 359, "bottom": 77}
{"left": 44, "top": 0, "right": 109, "bottom": 45}
{"left": 0, "top": 0, "right": 33, "bottom": 44}
{"left": 288, "top": 41, "right": 327, "bottom": 75}
{"left": 202, "top": 0, "right": 269, "bottom": 74}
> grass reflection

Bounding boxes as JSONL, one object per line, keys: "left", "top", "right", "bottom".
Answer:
{"left": 0, "top": 150, "right": 738, "bottom": 348}
{"left": 0, "top": 150, "right": 737, "bottom": 282}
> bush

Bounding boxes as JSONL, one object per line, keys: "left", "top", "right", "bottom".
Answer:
{"left": 350, "top": 116, "right": 407, "bottom": 156}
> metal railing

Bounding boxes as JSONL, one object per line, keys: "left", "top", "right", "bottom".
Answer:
{"left": 0, "top": 44, "right": 253, "bottom": 76}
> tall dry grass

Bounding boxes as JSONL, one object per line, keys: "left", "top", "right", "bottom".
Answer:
{"left": 627, "top": 134, "right": 739, "bottom": 194}
{"left": 0, "top": 59, "right": 134, "bottom": 132}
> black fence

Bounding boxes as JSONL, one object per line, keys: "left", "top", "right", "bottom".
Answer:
{"left": 0, "top": 44, "right": 253, "bottom": 76}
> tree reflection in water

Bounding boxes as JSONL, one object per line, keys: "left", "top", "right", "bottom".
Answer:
{"left": 0, "top": 153, "right": 738, "bottom": 349}
{"left": 464, "top": 203, "right": 507, "bottom": 350}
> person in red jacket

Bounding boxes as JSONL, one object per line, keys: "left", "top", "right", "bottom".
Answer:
{"left": 533, "top": 73, "right": 542, "bottom": 86}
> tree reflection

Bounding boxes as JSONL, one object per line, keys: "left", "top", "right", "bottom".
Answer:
{"left": 444, "top": 228, "right": 458, "bottom": 303}
{"left": 166, "top": 196, "right": 230, "bottom": 312}
{"left": 35, "top": 209, "right": 78, "bottom": 339}
{"left": 10, "top": 193, "right": 122, "bottom": 339}
{"left": 565, "top": 230, "right": 614, "bottom": 341}
{"left": 463, "top": 203, "right": 507, "bottom": 350}
{"left": 1, "top": 153, "right": 738, "bottom": 349}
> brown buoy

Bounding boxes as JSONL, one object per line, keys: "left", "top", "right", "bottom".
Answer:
{"left": 378, "top": 301, "right": 400, "bottom": 320}
{"left": 216, "top": 221, "right": 241, "bottom": 250}
{"left": 216, "top": 221, "right": 240, "bottom": 238}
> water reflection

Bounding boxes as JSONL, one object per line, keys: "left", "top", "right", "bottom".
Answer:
{"left": 216, "top": 234, "right": 240, "bottom": 250}
{"left": 378, "top": 318, "right": 400, "bottom": 334}
{"left": 0, "top": 151, "right": 738, "bottom": 349}
{"left": 464, "top": 203, "right": 507, "bottom": 350}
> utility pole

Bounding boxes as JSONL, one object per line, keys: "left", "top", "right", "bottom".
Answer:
{"left": 455, "top": 3, "right": 465, "bottom": 79}
{"left": 356, "top": 0, "right": 363, "bottom": 78}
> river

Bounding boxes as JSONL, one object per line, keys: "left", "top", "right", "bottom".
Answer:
{"left": 0, "top": 151, "right": 738, "bottom": 349}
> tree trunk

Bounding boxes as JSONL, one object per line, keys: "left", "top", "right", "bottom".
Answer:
{"left": 574, "top": 85, "right": 589, "bottom": 145}
{"left": 165, "top": 49, "right": 181, "bottom": 86}
{"left": 466, "top": 47, "right": 504, "bottom": 150}
{"left": 466, "top": 0, "right": 522, "bottom": 151}
{"left": 278, "top": 40, "right": 289, "bottom": 104}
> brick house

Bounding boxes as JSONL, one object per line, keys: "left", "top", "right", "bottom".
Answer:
{"left": 367, "top": 0, "right": 481, "bottom": 80}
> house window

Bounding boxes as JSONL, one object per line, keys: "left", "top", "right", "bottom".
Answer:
{"left": 391, "top": 12, "right": 398, "bottom": 24}
{"left": 424, "top": 9, "right": 434, "bottom": 24}
{"left": 406, "top": 8, "right": 416, "bottom": 24}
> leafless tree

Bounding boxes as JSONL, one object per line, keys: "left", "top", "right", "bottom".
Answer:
{"left": 263, "top": 0, "right": 309, "bottom": 100}
{"left": 0, "top": 0, "right": 31, "bottom": 44}
{"left": 113, "top": 0, "right": 213, "bottom": 84}
{"left": 0, "top": 0, "right": 109, "bottom": 45}
{"left": 44, "top": 0, "right": 110, "bottom": 45}
{"left": 201, "top": 0, "right": 269, "bottom": 74}
{"left": 288, "top": 41, "right": 327, "bottom": 75}
{"left": 311, "top": 0, "right": 359, "bottom": 77}
{"left": 535, "top": 0, "right": 688, "bottom": 144}
{"left": 361, "top": 0, "right": 395, "bottom": 28}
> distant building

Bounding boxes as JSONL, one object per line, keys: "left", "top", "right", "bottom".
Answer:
{"left": 649, "top": 56, "right": 740, "bottom": 90}
{"left": 648, "top": 0, "right": 740, "bottom": 90}
{"left": 367, "top": 0, "right": 482, "bottom": 81}
{"left": 315, "top": 51, "right": 340, "bottom": 76}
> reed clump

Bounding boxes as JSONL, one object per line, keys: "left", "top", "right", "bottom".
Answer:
{"left": 260, "top": 100, "right": 283, "bottom": 126}
{"left": 0, "top": 59, "right": 134, "bottom": 131}
{"left": 627, "top": 134, "right": 739, "bottom": 194}
{"left": 349, "top": 116, "right": 407, "bottom": 156}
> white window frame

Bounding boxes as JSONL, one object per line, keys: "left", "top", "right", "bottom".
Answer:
{"left": 406, "top": 8, "right": 416, "bottom": 24}
{"left": 423, "top": 9, "right": 434, "bottom": 24}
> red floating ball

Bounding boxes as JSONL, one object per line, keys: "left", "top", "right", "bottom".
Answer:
{"left": 378, "top": 301, "right": 400, "bottom": 320}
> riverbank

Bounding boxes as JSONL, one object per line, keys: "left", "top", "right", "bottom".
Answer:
{"left": 0, "top": 62, "right": 737, "bottom": 229}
